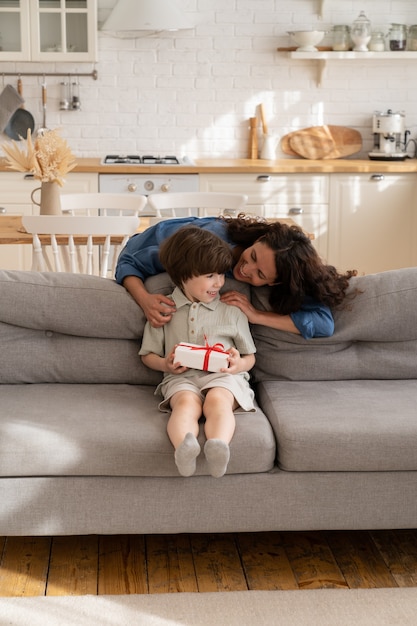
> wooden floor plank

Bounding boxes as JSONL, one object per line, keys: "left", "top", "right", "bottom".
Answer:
{"left": 146, "top": 534, "right": 198, "bottom": 594}
{"left": 1, "top": 530, "right": 417, "bottom": 597}
{"left": 0, "top": 536, "right": 51, "bottom": 597}
{"left": 325, "top": 530, "right": 398, "bottom": 589}
{"left": 237, "top": 532, "right": 298, "bottom": 590}
{"left": 46, "top": 535, "right": 99, "bottom": 596}
{"left": 191, "top": 533, "right": 248, "bottom": 592}
{"left": 370, "top": 529, "right": 417, "bottom": 587}
{"left": 282, "top": 531, "right": 348, "bottom": 589}
{"left": 0, "top": 537, "right": 6, "bottom": 561}
{"left": 98, "top": 535, "right": 148, "bottom": 595}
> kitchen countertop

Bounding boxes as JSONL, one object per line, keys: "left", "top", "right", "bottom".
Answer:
{"left": 0, "top": 215, "right": 304, "bottom": 244}
{"left": 2, "top": 157, "right": 417, "bottom": 174}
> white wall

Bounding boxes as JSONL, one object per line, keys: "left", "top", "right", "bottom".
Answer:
{"left": 2, "top": 0, "right": 417, "bottom": 160}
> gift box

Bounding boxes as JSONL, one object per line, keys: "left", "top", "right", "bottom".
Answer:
{"left": 174, "top": 341, "right": 229, "bottom": 373}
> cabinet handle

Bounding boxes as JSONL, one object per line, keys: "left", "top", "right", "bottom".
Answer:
{"left": 370, "top": 174, "right": 385, "bottom": 182}
{"left": 256, "top": 175, "right": 271, "bottom": 182}
{"left": 24, "top": 173, "right": 35, "bottom": 179}
{"left": 289, "top": 207, "right": 303, "bottom": 214}
{"left": 0, "top": 207, "right": 6, "bottom": 214}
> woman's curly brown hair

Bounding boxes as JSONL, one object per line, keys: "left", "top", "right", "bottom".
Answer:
{"left": 222, "top": 213, "right": 358, "bottom": 315}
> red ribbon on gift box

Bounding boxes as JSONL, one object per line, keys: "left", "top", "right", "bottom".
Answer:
{"left": 188, "top": 336, "right": 228, "bottom": 371}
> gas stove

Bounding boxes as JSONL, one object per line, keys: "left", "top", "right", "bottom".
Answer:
{"left": 103, "top": 154, "right": 193, "bottom": 165}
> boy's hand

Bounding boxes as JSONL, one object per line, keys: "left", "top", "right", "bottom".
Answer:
{"left": 165, "top": 346, "right": 188, "bottom": 375}
{"left": 222, "top": 347, "right": 241, "bottom": 374}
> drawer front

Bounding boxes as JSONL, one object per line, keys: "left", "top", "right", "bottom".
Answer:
{"left": 0, "top": 172, "right": 98, "bottom": 204}
{"left": 200, "top": 173, "right": 329, "bottom": 204}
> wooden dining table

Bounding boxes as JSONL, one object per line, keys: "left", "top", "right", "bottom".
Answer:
{"left": 0, "top": 215, "right": 311, "bottom": 246}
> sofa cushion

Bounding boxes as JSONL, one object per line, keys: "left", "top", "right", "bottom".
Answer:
{"left": 0, "top": 270, "right": 145, "bottom": 338}
{"left": 0, "top": 270, "right": 250, "bottom": 384}
{"left": 0, "top": 384, "right": 276, "bottom": 478}
{"left": 0, "top": 322, "right": 160, "bottom": 385}
{"left": 257, "top": 379, "right": 417, "bottom": 471}
{"left": 251, "top": 268, "right": 417, "bottom": 382}
{"left": 0, "top": 270, "right": 247, "bottom": 339}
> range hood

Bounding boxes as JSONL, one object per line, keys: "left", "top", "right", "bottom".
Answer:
{"left": 101, "top": 0, "right": 195, "bottom": 35}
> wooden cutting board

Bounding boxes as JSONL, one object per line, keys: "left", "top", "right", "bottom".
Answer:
{"left": 281, "top": 125, "right": 362, "bottom": 160}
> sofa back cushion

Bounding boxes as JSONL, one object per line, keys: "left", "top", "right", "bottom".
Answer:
{"left": 0, "top": 270, "right": 249, "bottom": 384}
{"left": 251, "top": 268, "right": 417, "bottom": 382}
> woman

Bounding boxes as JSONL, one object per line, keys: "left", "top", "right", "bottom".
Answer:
{"left": 115, "top": 214, "right": 357, "bottom": 339}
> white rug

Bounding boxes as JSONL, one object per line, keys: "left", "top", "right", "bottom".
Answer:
{"left": 1, "top": 588, "right": 417, "bottom": 626}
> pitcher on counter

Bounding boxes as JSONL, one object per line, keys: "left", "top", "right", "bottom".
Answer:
{"left": 115, "top": 213, "right": 358, "bottom": 339}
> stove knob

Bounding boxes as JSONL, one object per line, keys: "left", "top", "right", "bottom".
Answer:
{"left": 161, "top": 183, "right": 171, "bottom": 193}
{"left": 144, "top": 181, "right": 154, "bottom": 192}
{"left": 127, "top": 183, "right": 137, "bottom": 193}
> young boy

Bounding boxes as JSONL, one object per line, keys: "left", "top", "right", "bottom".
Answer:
{"left": 139, "top": 226, "right": 256, "bottom": 478}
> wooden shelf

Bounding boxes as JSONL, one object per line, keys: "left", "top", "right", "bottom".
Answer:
{"left": 289, "top": 51, "right": 417, "bottom": 60}
{"left": 278, "top": 50, "right": 417, "bottom": 86}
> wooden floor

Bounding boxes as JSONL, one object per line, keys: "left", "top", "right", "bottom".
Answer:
{"left": 1, "top": 529, "right": 417, "bottom": 597}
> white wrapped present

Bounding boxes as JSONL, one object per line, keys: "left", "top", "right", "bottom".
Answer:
{"left": 174, "top": 340, "right": 229, "bottom": 373}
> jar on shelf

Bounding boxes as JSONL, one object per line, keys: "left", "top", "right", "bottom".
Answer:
{"left": 407, "top": 25, "right": 417, "bottom": 51}
{"left": 332, "top": 25, "right": 350, "bottom": 51}
{"left": 351, "top": 11, "right": 372, "bottom": 52}
{"left": 388, "top": 23, "right": 407, "bottom": 51}
{"left": 369, "top": 31, "right": 385, "bottom": 52}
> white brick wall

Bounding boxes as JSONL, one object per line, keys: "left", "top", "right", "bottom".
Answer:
{"left": 2, "top": 0, "right": 417, "bottom": 160}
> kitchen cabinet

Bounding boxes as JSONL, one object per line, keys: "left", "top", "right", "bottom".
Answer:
{"left": 0, "top": 172, "right": 98, "bottom": 270}
{"left": 199, "top": 173, "right": 329, "bottom": 259}
{"left": 0, "top": 0, "right": 97, "bottom": 62}
{"left": 328, "top": 173, "right": 417, "bottom": 274}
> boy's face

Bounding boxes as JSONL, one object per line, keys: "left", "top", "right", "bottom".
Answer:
{"left": 182, "top": 273, "right": 225, "bottom": 304}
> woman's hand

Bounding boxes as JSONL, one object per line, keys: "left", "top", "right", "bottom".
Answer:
{"left": 220, "top": 290, "right": 257, "bottom": 323}
{"left": 221, "top": 289, "right": 300, "bottom": 333}
{"left": 141, "top": 293, "right": 177, "bottom": 328}
{"left": 122, "top": 276, "right": 176, "bottom": 328}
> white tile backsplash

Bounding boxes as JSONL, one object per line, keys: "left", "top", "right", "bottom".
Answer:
{"left": 1, "top": 0, "right": 417, "bottom": 160}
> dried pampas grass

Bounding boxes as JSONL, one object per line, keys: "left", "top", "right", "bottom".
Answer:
{"left": 2, "top": 129, "right": 77, "bottom": 186}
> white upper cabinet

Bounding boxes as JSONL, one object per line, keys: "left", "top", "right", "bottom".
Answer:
{"left": 0, "top": 0, "right": 97, "bottom": 62}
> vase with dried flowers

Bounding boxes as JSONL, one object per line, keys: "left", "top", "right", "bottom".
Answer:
{"left": 2, "top": 128, "right": 77, "bottom": 215}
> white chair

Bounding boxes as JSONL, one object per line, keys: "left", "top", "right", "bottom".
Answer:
{"left": 147, "top": 192, "right": 248, "bottom": 221}
{"left": 60, "top": 192, "right": 147, "bottom": 217}
{"left": 22, "top": 214, "right": 140, "bottom": 278}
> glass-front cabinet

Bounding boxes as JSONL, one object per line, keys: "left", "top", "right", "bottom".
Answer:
{"left": 0, "top": 0, "right": 97, "bottom": 62}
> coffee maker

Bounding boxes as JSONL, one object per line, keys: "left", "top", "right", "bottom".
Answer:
{"left": 369, "top": 109, "right": 408, "bottom": 161}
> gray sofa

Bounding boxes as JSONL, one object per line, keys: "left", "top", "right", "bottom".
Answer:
{"left": 0, "top": 267, "right": 416, "bottom": 536}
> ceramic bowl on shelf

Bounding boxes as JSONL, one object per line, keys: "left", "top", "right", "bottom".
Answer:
{"left": 288, "top": 30, "right": 326, "bottom": 51}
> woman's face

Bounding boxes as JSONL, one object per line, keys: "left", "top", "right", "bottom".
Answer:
{"left": 233, "top": 241, "right": 277, "bottom": 287}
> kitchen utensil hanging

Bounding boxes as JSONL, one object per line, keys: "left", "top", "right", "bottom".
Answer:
{"left": 37, "top": 78, "right": 49, "bottom": 136}
{"left": 3, "top": 78, "right": 35, "bottom": 140}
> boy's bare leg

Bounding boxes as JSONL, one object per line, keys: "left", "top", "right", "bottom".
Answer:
{"left": 168, "top": 390, "right": 202, "bottom": 477}
{"left": 203, "top": 387, "right": 237, "bottom": 478}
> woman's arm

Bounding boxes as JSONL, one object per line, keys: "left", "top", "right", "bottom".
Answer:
{"left": 220, "top": 291, "right": 300, "bottom": 334}
{"left": 220, "top": 291, "right": 334, "bottom": 338}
